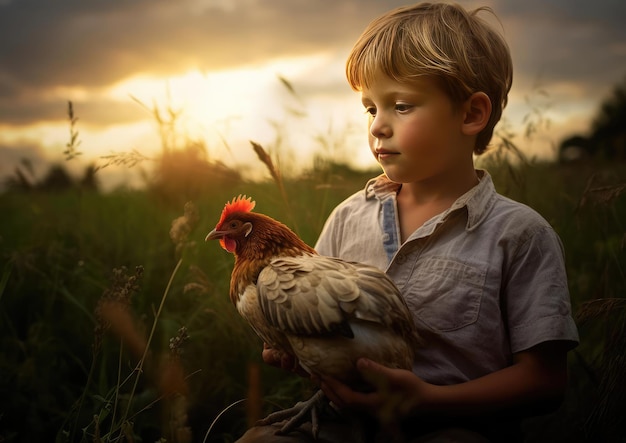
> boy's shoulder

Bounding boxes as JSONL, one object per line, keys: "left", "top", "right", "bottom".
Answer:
{"left": 458, "top": 170, "right": 553, "bottom": 232}
{"left": 489, "top": 192, "right": 552, "bottom": 229}
{"left": 479, "top": 191, "right": 562, "bottom": 253}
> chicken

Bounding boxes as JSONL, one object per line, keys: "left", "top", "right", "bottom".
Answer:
{"left": 205, "top": 195, "right": 420, "bottom": 437}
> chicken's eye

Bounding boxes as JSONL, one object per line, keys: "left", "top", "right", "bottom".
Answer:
{"left": 229, "top": 221, "right": 239, "bottom": 229}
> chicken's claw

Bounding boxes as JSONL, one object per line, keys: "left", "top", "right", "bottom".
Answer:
{"left": 256, "top": 389, "right": 327, "bottom": 439}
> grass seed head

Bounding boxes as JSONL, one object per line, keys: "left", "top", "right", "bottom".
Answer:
{"left": 93, "top": 265, "right": 144, "bottom": 353}
{"left": 169, "top": 326, "right": 189, "bottom": 357}
{"left": 170, "top": 201, "right": 200, "bottom": 257}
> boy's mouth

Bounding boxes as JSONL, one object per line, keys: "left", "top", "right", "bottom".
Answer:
{"left": 375, "top": 148, "right": 399, "bottom": 160}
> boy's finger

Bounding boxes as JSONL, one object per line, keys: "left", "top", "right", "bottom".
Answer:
{"left": 357, "top": 358, "right": 394, "bottom": 389}
{"left": 320, "top": 379, "right": 345, "bottom": 408}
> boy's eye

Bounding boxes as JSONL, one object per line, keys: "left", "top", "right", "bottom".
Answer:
{"left": 395, "top": 103, "right": 413, "bottom": 112}
{"left": 364, "top": 106, "right": 377, "bottom": 116}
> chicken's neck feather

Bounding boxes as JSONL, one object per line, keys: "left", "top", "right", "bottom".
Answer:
{"left": 229, "top": 215, "right": 315, "bottom": 305}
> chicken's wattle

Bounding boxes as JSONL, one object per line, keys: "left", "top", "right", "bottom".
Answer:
{"left": 220, "top": 237, "right": 236, "bottom": 253}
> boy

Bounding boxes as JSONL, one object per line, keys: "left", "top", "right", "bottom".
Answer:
{"left": 240, "top": 3, "right": 579, "bottom": 442}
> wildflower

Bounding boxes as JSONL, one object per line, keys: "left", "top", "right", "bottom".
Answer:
{"left": 169, "top": 326, "right": 189, "bottom": 358}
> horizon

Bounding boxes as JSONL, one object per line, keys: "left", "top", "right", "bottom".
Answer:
{"left": 1, "top": 0, "right": 624, "bottom": 190}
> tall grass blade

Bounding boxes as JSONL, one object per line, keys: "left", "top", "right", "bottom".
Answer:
{"left": 202, "top": 398, "right": 247, "bottom": 443}
{"left": 0, "top": 261, "right": 10, "bottom": 302}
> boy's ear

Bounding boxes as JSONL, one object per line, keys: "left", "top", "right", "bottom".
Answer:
{"left": 461, "top": 92, "right": 491, "bottom": 136}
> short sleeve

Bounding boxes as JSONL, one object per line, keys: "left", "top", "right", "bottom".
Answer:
{"left": 504, "top": 226, "right": 579, "bottom": 352}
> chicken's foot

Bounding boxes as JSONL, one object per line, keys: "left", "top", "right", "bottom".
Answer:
{"left": 256, "top": 389, "right": 330, "bottom": 438}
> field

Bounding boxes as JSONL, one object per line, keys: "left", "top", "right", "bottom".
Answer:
{"left": 1, "top": 150, "right": 625, "bottom": 442}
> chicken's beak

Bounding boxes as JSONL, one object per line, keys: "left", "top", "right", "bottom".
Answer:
{"left": 205, "top": 228, "right": 225, "bottom": 241}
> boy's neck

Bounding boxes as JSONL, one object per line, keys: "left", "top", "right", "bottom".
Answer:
{"left": 395, "top": 167, "right": 479, "bottom": 242}
{"left": 398, "top": 166, "right": 479, "bottom": 206}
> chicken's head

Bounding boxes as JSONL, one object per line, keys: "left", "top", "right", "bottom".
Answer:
{"left": 205, "top": 195, "right": 257, "bottom": 253}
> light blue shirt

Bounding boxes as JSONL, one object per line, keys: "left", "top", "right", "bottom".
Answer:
{"left": 315, "top": 170, "right": 579, "bottom": 385}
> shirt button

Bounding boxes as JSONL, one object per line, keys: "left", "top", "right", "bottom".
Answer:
{"left": 382, "top": 233, "right": 390, "bottom": 242}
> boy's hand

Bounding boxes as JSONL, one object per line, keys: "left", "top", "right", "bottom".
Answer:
{"left": 261, "top": 343, "right": 309, "bottom": 377}
{"left": 318, "top": 358, "right": 428, "bottom": 422}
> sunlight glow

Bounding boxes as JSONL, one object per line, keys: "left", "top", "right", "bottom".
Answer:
{"left": 106, "top": 54, "right": 339, "bottom": 139}
{"left": 1, "top": 49, "right": 580, "bottom": 192}
{"left": 0, "top": 52, "right": 375, "bottom": 191}
{"left": 102, "top": 53, "right": 371, "bottom": 174}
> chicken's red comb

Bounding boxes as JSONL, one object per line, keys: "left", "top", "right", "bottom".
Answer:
{"left": 217, "top": 195, "right": 256, "bottom": 226}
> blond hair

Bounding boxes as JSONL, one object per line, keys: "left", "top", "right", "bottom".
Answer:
{"left": 346, "top": 2, "right": 513, "bottom": 155}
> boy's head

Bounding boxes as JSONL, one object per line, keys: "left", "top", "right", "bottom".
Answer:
{"left": 346, "top": 2, "right": 513, "bottom": 155}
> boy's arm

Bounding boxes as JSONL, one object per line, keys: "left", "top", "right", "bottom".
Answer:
{"left": 418, "top": 341, "right": 569, "bottom": 416}
{"left": 319, "top": 340, "right": 569, "bottom": 421}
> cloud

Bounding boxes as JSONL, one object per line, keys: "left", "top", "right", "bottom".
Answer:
{"left": 495, "top": 0, "right": 626, "bottom": 92}
{"left": 0, "top": 0, "right": 623, "bottom": 166}
{"left": 0, "top": 0, "right": 406, "bottom": 91}
{"left": 496, "top": 0, "right": 626, "bottom": 29}
{"left": 2, "top": 0, "right": 623, "bottom": 95}
{"left": 0, "top": 94, "right": 148, "bottom": 127}
{"left": 0, "top": 0, "right": 416, "bottom": 127}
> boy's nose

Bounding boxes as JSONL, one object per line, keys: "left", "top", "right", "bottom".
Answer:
{"left": 369, "top": 113, "right": 392, "bottom": 139}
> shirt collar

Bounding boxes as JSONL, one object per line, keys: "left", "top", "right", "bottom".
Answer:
{"left": 365, "top": 173, "right": 400, "bottom": 199}
{"left": 364, "top": 169, "right": 498, "bottom": 231}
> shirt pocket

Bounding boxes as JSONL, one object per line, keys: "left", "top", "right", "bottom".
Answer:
{"left": 403, "top": 257, "right": 487, "bottom": 332}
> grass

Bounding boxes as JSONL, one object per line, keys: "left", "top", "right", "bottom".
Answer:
{"left": 0, "top": 169, "right": 363, "bottom": 442}
{"left": 1, "top": 156, "right": 625, "bottom": 442}
{"left": 1, "top": 95, "right": 625, "bottom": 441}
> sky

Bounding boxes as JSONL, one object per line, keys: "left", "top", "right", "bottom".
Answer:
{"left": 0, "top": 0, "right": 625, "bottom": 190}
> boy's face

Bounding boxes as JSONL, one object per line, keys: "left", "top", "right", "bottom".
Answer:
{"left": 361, "top": 74, "right": 471, "bottom": 184}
